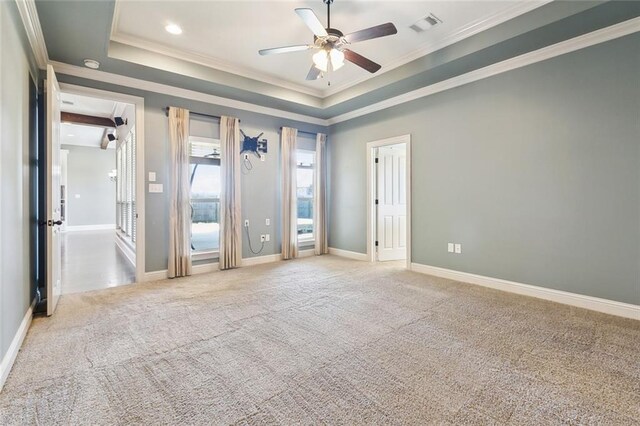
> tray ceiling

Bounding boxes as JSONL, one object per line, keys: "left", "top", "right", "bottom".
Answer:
{"left": 111, "top": 1, "right": 536, "bottom": 97}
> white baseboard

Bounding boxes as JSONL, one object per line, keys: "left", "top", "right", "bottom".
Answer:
{"left": 410, "top": 263, "right": 640, "bottom": 320}
{"left": 115, "top": 235, "right": 135, "bottom": 268}
{"left": 328, "top": 247, "right": 368, "bottom": 261}
{"left": 64, "top": 224, "right": 115, "bottom": 232}
{"left": 143, "top": 262, "right": 221, "bottom": 281}
{"left": 142, "top": 251, "right": 325, "bottom": 281}
{"left": 193, "top": 262, "right": 219, "bottom": 274}
{"left": 0, "top": 299, "right": 35, "bottom": 392}
{"left": 298, "top": 248, "right": 315, "bottom": 258}
{"left": 143, "top": 269, "right": 169, "bottom": 281}
{"left": 241, "top": 253, "right": 282, "bottom": 267}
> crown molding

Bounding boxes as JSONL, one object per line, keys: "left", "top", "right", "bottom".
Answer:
{"left": 110, "top": 33, "right": 325, "bottom": 99}
{"left": 50, "top": 16, "right": 639, "bottom": 129}
{"left": 327, "top": 16, "right": 640, "bottom": 125}
{"left": 108, "top": 0, "right": 549, "bottom": 101}
{"left": 50, "top": 61, "right": 329, "bottom": 127}
{"left": 323, "top": 0, "right": 552, "bottom": 97}
{"left": 109, "top": 0, "right": 322, "bottom": 98}
{"left": 15, "top": 0, "right": 49, "bottom": 69}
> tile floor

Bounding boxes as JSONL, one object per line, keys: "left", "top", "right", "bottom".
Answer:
{"left": 61, "top": 230, "right": 135, "bottom": 294}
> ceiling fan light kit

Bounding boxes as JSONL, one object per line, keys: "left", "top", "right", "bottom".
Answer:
{"left": 312, "top": 48, "right": 344, "bottom": 72}
{"left": 259, "top": 0, "right": 397, "bottom": 81}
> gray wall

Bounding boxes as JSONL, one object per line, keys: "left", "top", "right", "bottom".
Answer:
{"left": 0, "top": 0, "right": 37, "bottom": 375}
{"left": 55, "top": 74, "right": 327, "bottom": 272}
{"left": 61, "top": 145, "right": 116, "bottom": 226}
{"left": 329, "top": 34, "right": 640, "bottom": 304}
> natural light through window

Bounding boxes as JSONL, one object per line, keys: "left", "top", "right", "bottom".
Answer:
{"left": 116, "top": 127, "right": 136, "bottom": 245}
{"left": 296, "top": 149, "right": 315, "bottom": 242}
{"left": 189, "top": 137, "right": 221, "bottom": 256}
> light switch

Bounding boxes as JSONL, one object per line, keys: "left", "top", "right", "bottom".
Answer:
{"left": 74, "top": 194, "right": 81, "bottom": 199}
{"left": 265, "top": 234, "right": 270, "bottom": 242}
{"left": 148, "top": 172, "right": 156, "bottom": 182}
{"left": 454, "top": 244, "right": 462, "bottom": 254}
{"left": 447, "top": 243, "right": 454, "bottom": 253}
{"left": 148, "top": 183, "right": 163, "bottom": 193}
{"left": 265, "top": 218, "right": 270, "bottom": 226}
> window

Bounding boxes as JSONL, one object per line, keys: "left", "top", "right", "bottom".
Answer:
{"left": 189, "top": 137, "right": 221, "bottom": 258}
{"left": 296, "top": 149, "right": 315, "bottom": 242}
{"left": 116, "top": 128, "right": 136, "bottom": 245}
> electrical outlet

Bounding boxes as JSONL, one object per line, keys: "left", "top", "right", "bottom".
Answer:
{"left": 260, "top": 235, "right": 266, "bottom": 242}
{"left": 455, "top": 244, "right": 462, "bottom": 254}
{"left": 244, "top": 153, "right": 249, "bottom": 161}
{"left": 244, "top": 220, "right": 249, "bottom": 227}
{"left": 265, "top": 218, "right": 270, "bottom": 226}
{"left": 447, "top": 243, "right": 454, "bottom": 253}
{"left": 265, "top": 234, "right": 270, "bottom": 242}
{"left": 260, "top": 154, "right": 265, "bottom": 162}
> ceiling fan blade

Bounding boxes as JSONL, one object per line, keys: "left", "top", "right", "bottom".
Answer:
{"left": 259, "top": 45, "right": 312, "bottom": 56}
{"left": 343, "top": 22, "right": 397, "bottom": 44}
{"left": 295, "top": 8, "right": 328, "bottom": 37}
{"left": 306, "top": 65, "right": 322, "bottom": 81}
{"left": 343, "top": 49, "right": 382, "bottom": 73}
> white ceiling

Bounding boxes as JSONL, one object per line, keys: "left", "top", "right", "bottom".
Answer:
{"left": 111, "top": 1, "right": 538, "bottom": 97}
{"left": 60, "top": 92, "right": 118, "bottom": 118}
{"left": 60, "top": 92, "right": 126, "bottom": 148}
{"left": 61, "top": 123, "right": 114, "bottom": 149}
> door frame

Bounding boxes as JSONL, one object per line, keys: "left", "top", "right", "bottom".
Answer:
{"left": 366, "top": 134, "right": 411, "bottom": 269}
{"left": 59, "top": 83, "right": 146, "bottom": 283}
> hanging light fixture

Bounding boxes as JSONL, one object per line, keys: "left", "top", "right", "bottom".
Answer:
{"left": 330, "top": 49, "right": 345, "bottom": 70}
{"left": 312, "top": 48, "right": 344, "bottom": 72}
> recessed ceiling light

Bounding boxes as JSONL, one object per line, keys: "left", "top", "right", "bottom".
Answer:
{"left": 83, "top": 59, "right": 100, "bottom": 69}
{"left": 68, "top": 134, "right": 75, "bottom": 137}
{"left": 165, "top": 23, "right": 182, "bottom": 35}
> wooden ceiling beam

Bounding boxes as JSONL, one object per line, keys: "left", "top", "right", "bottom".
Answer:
{"left": 100, "top": 128, "right": 110, "bottom": 150}
{"left": 61, "top": 112, "right": 115, "bottom": 129}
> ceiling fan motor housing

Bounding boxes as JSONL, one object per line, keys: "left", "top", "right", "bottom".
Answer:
{"left": 314, "top": 28, "right": 345, "bottom": 50}
{"left": 259, "top": 1, "right": 398, "bottom": 78}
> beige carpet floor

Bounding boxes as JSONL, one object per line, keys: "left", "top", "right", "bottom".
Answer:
{"left": 1, "top": 256, "right": 638, "bottom": 425}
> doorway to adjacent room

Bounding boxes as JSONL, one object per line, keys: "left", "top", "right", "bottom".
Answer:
{"left": 367, "top": 134, "right": 411, "bottom": 268}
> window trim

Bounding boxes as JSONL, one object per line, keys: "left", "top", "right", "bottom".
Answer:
{"left": 192, "top": 250, "right": 219, "bottom": 261}
{"left": 116, "top": 128, "right": 136, "bottom": 246}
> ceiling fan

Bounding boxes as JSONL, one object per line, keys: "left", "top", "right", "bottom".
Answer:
{"left": 259, "top": 0, "right": 398, "bottom": 81}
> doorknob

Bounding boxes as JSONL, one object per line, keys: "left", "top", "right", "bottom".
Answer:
{"left": 43, "top": 220, "right": 63, "bottom": 226}
{"left": 52, "top": 220, "right": 63, "bottom": 226}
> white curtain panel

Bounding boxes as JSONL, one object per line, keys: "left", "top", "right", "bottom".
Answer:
{"left": 168, "top": 107, "right": 192, "bottom": 278}
{"left": 314, "top": 133, "right": 329, "bottom": 255}
{"left": 281, "top": 127, "right": 298, "bottom": 260}
{"left": 219, "top": 116, "right": 242, "bottom": 270}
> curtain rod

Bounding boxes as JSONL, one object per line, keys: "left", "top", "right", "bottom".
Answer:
{"left": 164, "top": 107, "right": 240, "bottom": 122}
{"left": 279, "top": 127, "right": 318, "bottom": 138}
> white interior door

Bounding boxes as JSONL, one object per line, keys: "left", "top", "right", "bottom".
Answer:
{"left": 376, "top": 144, "right": 407, "bottom": 261}
{"left": 46, "top": 64, "right": 62, "bottom": 316}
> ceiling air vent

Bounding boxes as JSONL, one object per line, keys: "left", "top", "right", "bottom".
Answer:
{"left": 410, "top": 13, "right": 442, "bottom": 33}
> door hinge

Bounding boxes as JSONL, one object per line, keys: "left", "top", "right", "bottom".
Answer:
{"left": 374, "top": 158, "right": 379, "bottom": 164}
{"left": 375, "top": 241, "right": 379, "bottom": 247}
{"left": 375, "top": 199, "right": 379, "bottom": 205}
